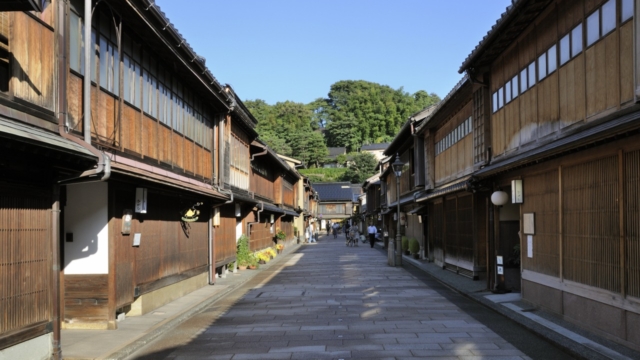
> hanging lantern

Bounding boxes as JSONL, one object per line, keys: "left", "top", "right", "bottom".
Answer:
{"left": 491, "top": 190, "right": 509, "bottom": 206}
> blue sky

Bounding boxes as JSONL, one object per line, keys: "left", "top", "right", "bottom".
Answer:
{"left": 154, "top": 0, "right": 512, "bottom": 105}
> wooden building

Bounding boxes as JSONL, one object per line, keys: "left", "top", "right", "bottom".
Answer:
{"left": 314, "top": 182, "right": 359, "bottom": 231}
{"left": 413, "top": 76, "right": 488, "bottom": 279}
{"left": 459, "top": 0, "right": 640, "bottom": 349}
{"left": 0, "top": 0, "right": 270, "bottom": 357}
{"left": 379, "top": 106, "right": 437, "bottom": 262}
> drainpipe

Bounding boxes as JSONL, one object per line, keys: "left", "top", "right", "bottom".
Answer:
{"left": 83, "top": 0, "right": 91, "bottom": 144}
{"left": 218, "top": 115, "right": 225, "bottom": 186}
{"left": 209, "top": 187, "right": 233, "bottom": 285}
{"left": 58, "top": 0, "right": 110, "bottom": 183}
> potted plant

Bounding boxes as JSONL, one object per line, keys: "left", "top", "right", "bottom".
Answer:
{"left": 267, "top": 247, "right": 277, "bottom": 259}
{"left": 276, "top": 243, "right": 284, "bottom": 254}
{"left": 236, "top": 235, "right": 251, "bottom": 268}
{"left": 409, "top": 238, "right": 420, "bottom": 259}
{"left": 275, "top": 228, "right": 286, "bottom": 241}
{"left": 257, "top": 251, "right": 270, "bottom": 264}
{"left": 402, "top": 236, "right": 410, "bottom": 255}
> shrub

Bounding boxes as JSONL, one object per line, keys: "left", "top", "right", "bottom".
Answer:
{"left": 236, "top": 235, "right": 251, "bottom": 266}
{"left": 409, "top": 238, "right": 419, "bottom": 255}
{"left": 401, "top": 236, "right": 409, "bottom": 251}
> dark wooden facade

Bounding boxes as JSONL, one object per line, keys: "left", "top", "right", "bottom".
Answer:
{"left": 458, "top": 0, "right": 640, "bottom": 349}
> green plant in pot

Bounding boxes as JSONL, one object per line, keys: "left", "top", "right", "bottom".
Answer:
{"left": 401, "top": 236, "right": 410, "bottom": 255}
{"left": 409, "top": 238, "right": 420, "bottom": 259}
{"left": 236, "top": 235, "right": 251, "bottom": 267}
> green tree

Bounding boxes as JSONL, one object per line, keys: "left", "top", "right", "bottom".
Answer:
{"left": 324, "top": 80, "right": 439, "bottom": 152}
{"left": 341, "top": 152, "right": 378, "bottom": 184}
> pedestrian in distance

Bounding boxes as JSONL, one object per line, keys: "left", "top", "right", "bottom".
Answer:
{"left": 367, "top": 223, "right": 377, "bottom": 248}
{"left": 332, "top": 222, "right": 339, "bottom": 238}
{"left": 308, "top": 223, "right": 316, "bottom": 243}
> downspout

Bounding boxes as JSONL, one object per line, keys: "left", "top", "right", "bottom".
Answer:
{"left": 218, "top": 115, "right": 225, "bottom": 187}
{"left": 83, "top": 0, "right": 91, "bottom": 144}
{"left": 58, "top": 0, "right": 111, "bottom": 183}
{"left": 208, "top": 189, "right": 233, "bottom": 285}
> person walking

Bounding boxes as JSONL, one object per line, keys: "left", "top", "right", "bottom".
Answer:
{"left": 308, "top": 223, "right": 316, "bottom": 243}
{"left": 332, "top": 222, "right": 339, "bottom": 238}
{"left": 367, "top": 223, "right": 377, "bottom": 248}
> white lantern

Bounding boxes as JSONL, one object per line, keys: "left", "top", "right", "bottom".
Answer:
{"left": 491, "top": 191, "right": 509, "bottom": 206}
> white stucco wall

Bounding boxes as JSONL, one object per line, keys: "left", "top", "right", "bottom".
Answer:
{"left": 64, "top": 182, "right": 109, "bottom": 274}
{"left": 236, "top": 219, "right": 243, "bottom": 241}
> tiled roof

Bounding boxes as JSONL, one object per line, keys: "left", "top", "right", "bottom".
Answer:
{"left": 314, "top": 182, "right": 355, "bottom": 201}
{"left": 361, "top": 143, "right": 389, "bottom": 151}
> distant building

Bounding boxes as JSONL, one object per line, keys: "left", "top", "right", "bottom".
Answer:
{"left": 323, "top": 147, "right": 347, "bottom": 168}
{"left": 360, "top": 143, "right": 390, "bottom": 161}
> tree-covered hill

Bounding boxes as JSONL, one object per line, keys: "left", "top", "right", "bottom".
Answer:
{"left": 245, "top": 80, "right": 440, "bottom": 176}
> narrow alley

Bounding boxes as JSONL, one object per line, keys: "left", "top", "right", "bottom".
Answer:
{"left": 126, "top": 234, "right": 572, "bottom": 360}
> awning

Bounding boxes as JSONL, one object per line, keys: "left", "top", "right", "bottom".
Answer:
{"left": 233, "top": 192, "right": 259, "bottom": 204}
{"left": 474, "top": 109, "right": 640, "bottom": 178}
{"left": 0, "top": 117, "right": 96, "bottom": 160}
{"left": 283, "top": 209, "right": 298, "bottom": 217}
{"left": 416, "top": 176, "right": 471, "bottom": 203}
{"left": 261, "top": 202, "right": 285, "bottom": 215}
{"left": 110, "top": 159, "right": 228, "bottom": 200}
{"left": 408, "top": 205, "right": 428, "bottom": 215}
{"left": 387, "top": 192, "right": 419, "bottom": 208}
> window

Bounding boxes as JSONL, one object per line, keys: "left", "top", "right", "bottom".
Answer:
{"left": 587, "top": 1, "right": 616, "bottom": 47}
{"left": 98, "top": 12, "right": 119, "bottom": 95}
{"left": 520, "top": 68, "right": 528, "bottom": 93}
{"left": 602, "top": 0, "right": 616, "bottom": 35}
{"left": 538, "top": 53, "right": 547, "bottom": 81}
{"left": 572, "top": 24, "right": 583, "bottom": 57}
{"left": 511, "top": 75, "right": 518, "bottom": 100}
{"left": 622, "top": 0, "right": 634, "bottom": 22}
{"left": 547, "top": 44, "right": 557, "bottom": 73}
{"left": 587, "top": 10, "right": 600, "bottom": 46}
{"left": 435, "top": 116, "right": 472, "bottom": 155}
{"left": 527, "top": 62, "right": 536, "bottom": 88}
{"left": 560, "top": 33, "right": 570, "bottom": 65}
{"left": 505, "top": 80, "right": 512, "bottom": 103}
{"left": 538, "top": 45, "right": 557, "bottom": 81}
{"left": 492, "top": 91, "right": 498, "bottom": 113}
{"left": 497, "top": 87, "right": 503, "bottom": 109}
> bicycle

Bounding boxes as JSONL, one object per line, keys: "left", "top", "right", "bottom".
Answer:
{"left": 346, "top": 230, "right": 359, "bottom": 247}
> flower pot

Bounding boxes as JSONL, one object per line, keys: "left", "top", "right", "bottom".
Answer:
{"left": 259, "top": 260, "right": 266, "bottom": 265}
{"left": 277, "top": 249, "right": 282, "bottom": 254}
{"left": 238, "top": 265, "right": 247, "bottom": 270}
{"left": 248, "top": 265, "right": 257, "bottom": 270}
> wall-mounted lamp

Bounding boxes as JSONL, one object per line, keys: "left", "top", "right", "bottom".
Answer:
{"left": 235, "top": 203, "right": 242, "bottom": 217}
{"left": 270, "top": 214, "right": 274, "bottom": 224}
{"left": 491, "top": 190, "right": 509, "bottom": 206}
{"left": 511, "top": 179, "right": 523, "bottom": 204}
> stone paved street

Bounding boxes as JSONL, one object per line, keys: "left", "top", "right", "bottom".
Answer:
{"left": 128, "top": 234, "right": 572, "bottom": 359}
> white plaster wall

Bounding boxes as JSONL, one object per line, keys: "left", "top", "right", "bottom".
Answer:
{"left": 0, "top": 333, "right": 51, "bottom": 360}
{"left": 64, "top": 182, "right": 109, "bottom": 274}
{"left": 236, "top": 219, "right": 243, "bottom": 241}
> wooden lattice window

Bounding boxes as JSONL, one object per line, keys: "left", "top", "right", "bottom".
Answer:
{"left": 473, "top": 88, "right": 485, "bottom": 164}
